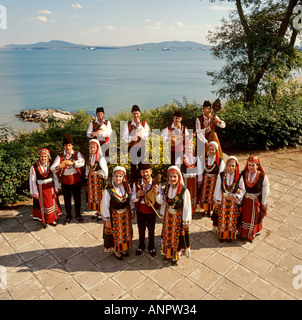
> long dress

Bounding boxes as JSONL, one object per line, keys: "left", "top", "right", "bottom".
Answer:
{"left": 214, "top": 172, "right": 245, "bottom": 240}
{"left": 160, "top": 185, "right": 192, "bottom": 260}
{"left": 101, "top": 183, "right": 134, "bottom": 253}
{"left": 29, "top": 161, "right": 61, "bottom": 224}
{"left": 240, "top": 170, "right": 269, "bottom": 241}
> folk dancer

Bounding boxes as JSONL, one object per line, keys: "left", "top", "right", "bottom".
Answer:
{"left": 131, "top": 163, "right": 164, "bottom": 257}
{"left": 85, "top": 139, "right": 108, "bottom": 221}
{"left": 213, "top": 156, "right": 245, "bottom": 242}
{"left": 29, "top": 148, "right": 61, "bottom": 228}
{"left": 101, "top": 166, "right": 134, "bottom": 260}
{"left": 200, "top": 141, "right": 225, "bottom": 218}
{"left": 161, "top": 110, "right": 190, "bottom": 166}
{"left": 240, "top": 155, "right": 269, "bottom": 242}
{"left": 176, "top": 141, "right": 202, "bottom": 215}
{"left": 160, "top": 166, "right": 192, "bottom": 265}
{"left": 122, "top": 105, "right": 151, "bottom": 184}
{"left": 86, "top": 107, "right": 112, "bottom": 158}
{"left": 51, "top": 134, "right": 85, "bottom": 225}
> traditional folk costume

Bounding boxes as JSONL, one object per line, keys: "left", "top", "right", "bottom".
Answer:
{"left": 51, "top": 134, "right": 85, "bottom": 224}
{"left": 86, "top": 107, "right": 112, "bottom": 157}
{"left": 85, "top": 139, "right": 108, "bottom": 220}
{"left": 176, "top": 142, "right": 202, "bottom": 214}
{"left": 199, "top": 141, "right": 225, "bottom": 217}
{"left": 131, "top": 164, "right": 164, "bottom": 256}
{"left": 213, "top": 156, "right": 245, "bottom": 241}
{"left": 101, "top": 166, "right": 134, "bottom": 255}
{"left": 240, "top": 156, "right": 269, "bottom": 242}
{"left": 29, "top": 148, "right": 61, "bottom": 226}
{"left": 122, "top": 105, "right": 151, "bottom": 184}
{"left": 161, "top": 111, "right": 190, "bottom": 166}
{"left": 160, "top": 166, "right": 192, "bottom": 264}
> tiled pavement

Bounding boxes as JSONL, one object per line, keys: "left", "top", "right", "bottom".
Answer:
{"left": 0, "top": 149, "right": 302, "bottom": 300}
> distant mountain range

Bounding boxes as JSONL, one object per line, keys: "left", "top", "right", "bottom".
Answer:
{"left": 0, "top": 40, "right": 211, "bottom": 51}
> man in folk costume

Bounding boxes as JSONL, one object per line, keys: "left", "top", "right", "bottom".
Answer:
{"left": 176, "top": 141, "right": 202, "bottom": 215}
{"left": 161, "top": 110, "right": 190, "bottom": 166}
{"left": 29, "top": 148, "right": 61, "bottom": 228}
{"left": 195, "top": 100, "right": 225, "bottom": 159}
{"left": 122, "top": 105, "right": 151, "bottom": 184}
{"left": 131, "top": 163, "right": 164, "bottom": 257}
{"left": 240, "top": 156, "right": 269, "bottom": 242}
{"left": 101, "top": 166, "right": 134, "bottom": 260}
{"left": 199, "top": 141, "right": 225, "bottom": 217}
{"left": 85, "top": 139, "right": 108, "bottom": 221}
{"left": 213, "top": 156, "right": 245, "bottom": 242}
{"left": 160, "top": 166, "right": 192, "bottom": 265}
{"left": 51, "top": 134, "right": 85, "bottom": 224}
{"left": 86, "top": 107, "right": 112, "bottom": 158}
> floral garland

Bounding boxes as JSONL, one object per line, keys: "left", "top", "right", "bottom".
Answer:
{"left": 183, "top": 157, "right": 196, "bottom": 169}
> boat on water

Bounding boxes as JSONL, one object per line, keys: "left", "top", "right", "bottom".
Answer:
{"left": 162, "top": 48, "right": 170, "bottom": 51}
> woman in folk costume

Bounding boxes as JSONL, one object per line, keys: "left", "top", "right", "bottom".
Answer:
{"left": 160, "top": 166, "right": 192, "bottom": 265}
{"left": 101, "top": 166, "right": 134, "bottom": 260}
{"left": 213, "top": 156, "right": 245, "bottom": 242}
{"left": 29, "top": 148, "right": 61, "bottom": 228}
{"left": 176, "top": 141, "right": 202, "bottom": 214}
{"left": 199, "top": 141, "right": 225, "bottom": 217}
{"left": 85, "top": 139, "right": 108, "bottom": 221}
{"left": 240, "top": 156, "right": 269, "bottom": 242}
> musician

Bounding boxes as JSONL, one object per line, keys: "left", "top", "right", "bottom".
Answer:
{"left": 240, "top": 156, "right": 269, "bottom": 242}
{"left": 195, "top": 100, "right": 225, "bottom": 158}
{"left": 131, "top": 163, "right": 164, "bottom": 257}
{"left": 213, "top": 156, "right": 245, "bottom": 242}
{"left": 122, "top": 105, "right": 151, "bottom": 184}
{"left": 161, "top": 110, "right": 190, "bottom": 165}
{"left": 51, "top": 134, "right": 85, "bottom": 225}
{"left": 86, "top": 107, "right": 112, "bottom": 157}
{"left": 160, "top": 166, "right": 192, "bottom": 265}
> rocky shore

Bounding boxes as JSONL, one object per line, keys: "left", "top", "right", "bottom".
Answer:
{"left": 16, "top": 108, "right": 73, "bottom": 123}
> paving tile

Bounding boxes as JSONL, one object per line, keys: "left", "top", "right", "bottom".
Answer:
{"left": 209, "top": 278, "right": 247, "bottom": 300}
{"left": 169, "top": 278, "right": 206, "bottom": 300}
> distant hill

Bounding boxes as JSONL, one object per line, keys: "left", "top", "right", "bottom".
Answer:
{"left": 0, "top": 40, "right": 211, "bottom": 51}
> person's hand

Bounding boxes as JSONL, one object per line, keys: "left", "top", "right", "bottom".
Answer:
{"left": 152, "top": 185, "right": 159, "bottom": 194}
{"left": 137, "top": 189, "right": 144, "bottom": 197}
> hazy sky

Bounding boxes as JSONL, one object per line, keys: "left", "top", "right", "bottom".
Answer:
{"left": 0, "top": 0, "right": 236, "bottom": 46}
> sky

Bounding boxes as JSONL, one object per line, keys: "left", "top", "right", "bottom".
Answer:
{"left": 0, "top": 0, "right": 236, "bottom": 46}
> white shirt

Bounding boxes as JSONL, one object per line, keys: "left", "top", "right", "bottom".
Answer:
{"left": 85, "top": 152, "right": 108, "bottom": 179}
{"left": 176, "top": 154, "right": 203, "bottom": 183}
{"left": 131, "top": 178, "right": 164, "bottom": 206}
{"left": 123, "top": 119, "right": 151, "bottom": 144}
{"left": 195, "top": 115, "right": 226, "bottom": 143}
{"left": 86, "top": 119, "right": 112, "bottom": 143}
{"left": 51, "top": 150, "right": 85, "bottom": 176}
{"left": 247, "top": 172, "right": 270, "bottom": 207}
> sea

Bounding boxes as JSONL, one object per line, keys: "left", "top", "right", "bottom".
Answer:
{"left": 0, "top": 48, "right": 225, "bottom": 132}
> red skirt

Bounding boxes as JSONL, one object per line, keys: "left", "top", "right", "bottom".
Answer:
{"left": 32, "top": 182, "right": 61, "bottom": 224}
{"left": 183, "top": 176, "right": 197, "bottom": 214}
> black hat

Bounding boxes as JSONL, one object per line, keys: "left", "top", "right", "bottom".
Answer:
{"left": 131, "top": 105, "right": 141, "bottom": 112}
{"left": 63, "top": 134, "right": 73, "bottom": 145}
{"left": 174, "top": 110, "right": 182, "bottom": 117}
{"left": 203, "top": 100, "right": 211, "bottom": 108}
{"left": 139, "top": 163, "right": 152, "bottom": 171}
{"left": 96, "top": 107, "right": 104, "bottom": 114}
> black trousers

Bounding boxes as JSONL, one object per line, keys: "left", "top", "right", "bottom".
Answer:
{"left": 61, "top": 182, "right": 82, "bottom": 219}
{"left": 136, "top": 211, "right": 156, "bottom": 250}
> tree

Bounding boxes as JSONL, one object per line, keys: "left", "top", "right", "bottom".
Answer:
{"left": 207, "top": 0, "right": 302, "bottom": 105}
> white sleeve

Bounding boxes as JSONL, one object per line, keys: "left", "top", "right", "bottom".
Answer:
{"left": 216, "top": 116, "right": 226, "bottom": 129}
{"left": 131, "top": 182, "right": 139, "bottom": 203}
{"left": 101, "top": 189, "right": 111, "bottom": 221}
{"left": 142, "top": 122, "right": 151, "bottom": 140}
{"left": 214, "top": 174, "right": 222, "bottom": 204}
{"left": 29, "top": 165, "right": 38, "bottom": 196}
{"left": 50, "top": 155, "right": 60, "bottom": 172}
{"left": 233, "top": 176, "right": 246, "bottom": 204}
{"left": 182, "top": 188, "right": 192, "bottom": 225}
{"left": 262, "top": 175, "right": 269, "bottom": 207}
{"left": 123, "top": 122, "right": 131, "bottom": 143}
{"left": 86, "top": 121, "right": 93, "bottom": 138}
{"left": 74, "top": 152, "right": 85, "bottom": 168}
{"left": 53, "top": 171, "right": 60, "bottom": 190}
{"left": 219, "top": 160, "right": 226, "bottom": 173}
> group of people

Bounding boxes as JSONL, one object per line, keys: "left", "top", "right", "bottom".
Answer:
{"left": 29, "top": 102, "right": 269, "bottom": 265}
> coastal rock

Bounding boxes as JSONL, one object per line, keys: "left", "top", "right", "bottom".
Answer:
{"left": 16, "top": 108, "right": 73, "bottom": 123}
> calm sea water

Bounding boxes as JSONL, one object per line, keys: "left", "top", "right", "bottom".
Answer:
{"left": 0, "top": 48, "right": 223, "bottom": 131}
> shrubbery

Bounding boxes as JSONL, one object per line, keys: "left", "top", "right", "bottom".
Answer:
{"left": 0, "top": 88, "right": 301, "bottom": 206}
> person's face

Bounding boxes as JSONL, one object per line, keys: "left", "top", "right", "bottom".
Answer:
{"left": 96, "top": 112, "right": 104, "bottom": 122}
{"left": 248, "top": 162, "right": 258, "bottom": 174}
{"left": 227, "top": 161, "right": 236, "bottom": 174}
{"left": 208, "top": 146, "right": 217, "bottom": 157}
{"left": 169, "top": 173, "right": 179, "bottom": 186}
{"left": 132, "top": 111, "right": 140, "bottom": 122}
{"left": 140, "top": 168, "right": 152, "bottom": 182}
{"left": 64, "top": 144, "right": 73, "bottom": 154}
{"left": 113, "top": 173, "right": 124, "bottom": 185}
{"left": 89, "top": 143, "right": 98, "bottom": 155}
{"left": 173, "top": 116, "right": 182, "bottom": 127}
{"left": 39, "top": 154, "right": 48, "bottom": 165}
{"left": 203, "top": 106, "right": 211, "bottom": 117}
{"left": 185, "top": 146, "right": 194, "bottom": 156}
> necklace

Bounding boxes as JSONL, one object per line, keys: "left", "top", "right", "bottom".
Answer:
{"left": 245, "top": 170, "right": 261, "bottom": 188}
{"left": 222, "top": 172, "right": 237, "bottom": 194}
{"left": 204, "top": 155, "right": 217, "bottom": 173}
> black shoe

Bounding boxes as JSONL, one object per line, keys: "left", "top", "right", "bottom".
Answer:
{"left": 63, "top": 218, "right": 71, "bottom": 225}
{"left": 77, "top": 217, "right": 84, "bottom": 223}
{"left": 171, "top": 259, "right": 178, "bottom": 266}
{"left": 163, "top": 256, "right": 170, "bottom": 261}
{"left": 114, "top": 253, "right": 123, "bottom": 261}
{"left": 149, "top": 249, "right": 156, "bottom": 257}
{"left": 136, "top": 248, "right": 144, "bottom": 256}
{"left": 121, "top": 251, "right": 129, "bottom": 257}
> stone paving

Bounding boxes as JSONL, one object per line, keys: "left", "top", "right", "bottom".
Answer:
{"left": 0, "top": 149, "right": 302, "bottom": 300}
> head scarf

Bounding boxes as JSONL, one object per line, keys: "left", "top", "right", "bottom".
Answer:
{"left": 39, "top": 148, "right": 51, "bottom": 160}
{"left": 167, "top": 165, "right": 184, "bottom": 194}
{"left": 226, "top": 156, "right": 240, "bottom": 183}
{"left": 112, "top": 166, "right": 130, "bottom": 193}
{"left": 207, "top": 141, "right": 219, "bottom": 164}
{"left": 243, "top": 155, "right": 265, "bottom": 175}
{"left": 89, "top": 139, "right": 103, "bottom": 165}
